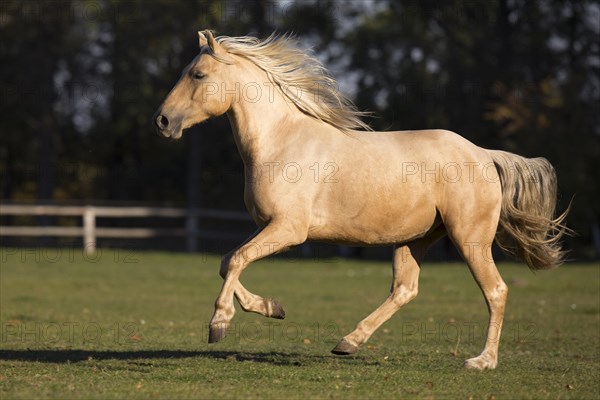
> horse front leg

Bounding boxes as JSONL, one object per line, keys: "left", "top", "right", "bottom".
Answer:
{"left": 218, "top": 252, "right": 286, "bottom": 319}
{"left": 208, "top": 221, "right": 306, "bottom": 343}
{"left": 217, "top": 232, "right": 286, "bottom": 320}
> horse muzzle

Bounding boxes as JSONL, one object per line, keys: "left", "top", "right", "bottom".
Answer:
{"left": 153, "top": 110, "right": 183, "bottom": 139}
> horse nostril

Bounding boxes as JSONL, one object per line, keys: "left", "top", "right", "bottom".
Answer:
{"left": 155, "top": 114, "right": 169, "bottom": 130}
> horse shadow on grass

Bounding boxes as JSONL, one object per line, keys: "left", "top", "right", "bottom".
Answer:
{"left": 0, "top": 349, "right": 383, "bottom": 366}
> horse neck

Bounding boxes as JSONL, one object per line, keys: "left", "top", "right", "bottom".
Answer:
{"left": 225, "top": 71, "right": 301, "bottom": 166}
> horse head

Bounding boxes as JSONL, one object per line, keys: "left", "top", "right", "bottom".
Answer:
{"left": 153, "top": 30, "right": 234, "bottom": 139}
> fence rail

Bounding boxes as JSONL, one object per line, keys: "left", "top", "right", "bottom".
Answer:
{"left": 0, "top": 204, "right": 253, "bottom": 255}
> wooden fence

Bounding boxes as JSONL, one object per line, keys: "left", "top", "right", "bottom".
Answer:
{"left": 0, "top": 204, "right": 252, "bottom": 255}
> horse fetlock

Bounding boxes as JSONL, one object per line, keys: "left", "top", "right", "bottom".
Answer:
{"left": 463, "top": 354, "right": 498, "bottom": 370}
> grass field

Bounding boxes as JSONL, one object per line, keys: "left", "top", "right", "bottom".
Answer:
{"left": 1, "top": 248, "right": 598, "bottom": 399}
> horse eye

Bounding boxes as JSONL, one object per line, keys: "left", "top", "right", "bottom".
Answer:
{"left": 193, "top": 72, "right": 205, "bottom": 80}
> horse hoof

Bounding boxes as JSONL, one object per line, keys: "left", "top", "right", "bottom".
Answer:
{"left": 331, "top": 339, "right": 359, "bottom": 355}
{"left": 270, "top": 299, "right": 286, "bottom": 319}
{"left": 208, "top": 324, "right": 228, "bottom": 343}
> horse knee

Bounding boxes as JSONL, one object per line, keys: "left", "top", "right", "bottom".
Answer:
{"left": 219, "top": 253, "right": 244, "bottom": 279}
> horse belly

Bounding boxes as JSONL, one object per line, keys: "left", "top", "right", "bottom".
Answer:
{"left": 308, "top": 190, "right": 439, "bottom": 246}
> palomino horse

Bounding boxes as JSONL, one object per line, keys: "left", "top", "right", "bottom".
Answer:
{"left": 153, "top": 30, "right": 570, "bottom": 370}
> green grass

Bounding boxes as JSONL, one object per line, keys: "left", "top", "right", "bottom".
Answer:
{"left": 1, "top": 248, "right": 598, "bottom": 399}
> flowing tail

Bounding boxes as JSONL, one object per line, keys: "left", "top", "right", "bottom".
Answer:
{"left": 487, "top": 150, "right": 572, "bottom": 270}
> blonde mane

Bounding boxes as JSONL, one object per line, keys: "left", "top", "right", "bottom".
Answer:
{"left": 215, "top": 33, "right": 372, "bottom": 132}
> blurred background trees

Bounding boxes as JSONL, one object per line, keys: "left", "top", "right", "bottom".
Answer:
{"left": 1, "top": 0, "right": 598, "bottom": 258}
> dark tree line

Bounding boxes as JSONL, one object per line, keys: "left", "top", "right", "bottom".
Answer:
{"left": 1, "top": 0, "right": 598, "bottom": 258}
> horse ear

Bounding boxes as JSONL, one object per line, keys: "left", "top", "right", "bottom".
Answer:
{"left": 198, "top": 31, "right": 208, "bottom": 48}
{"left": 199, "top": 30, "right": 221, "bottom": 53}
{"left": 198, "top": 30, "right": 232, "bottom": 62}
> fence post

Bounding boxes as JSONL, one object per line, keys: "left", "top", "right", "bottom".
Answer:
{"left": 186, "top": 211, "right": 198, "bottom": 253}
{"left": 83, "top": 206, "right": 96, "bottom": 257}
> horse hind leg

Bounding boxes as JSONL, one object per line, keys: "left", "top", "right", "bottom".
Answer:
{"left": 332, "top": 227, "right": 445, "bottom": 355}
{"left": 445, "top": 214, "right": 508, "bottom": 370}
